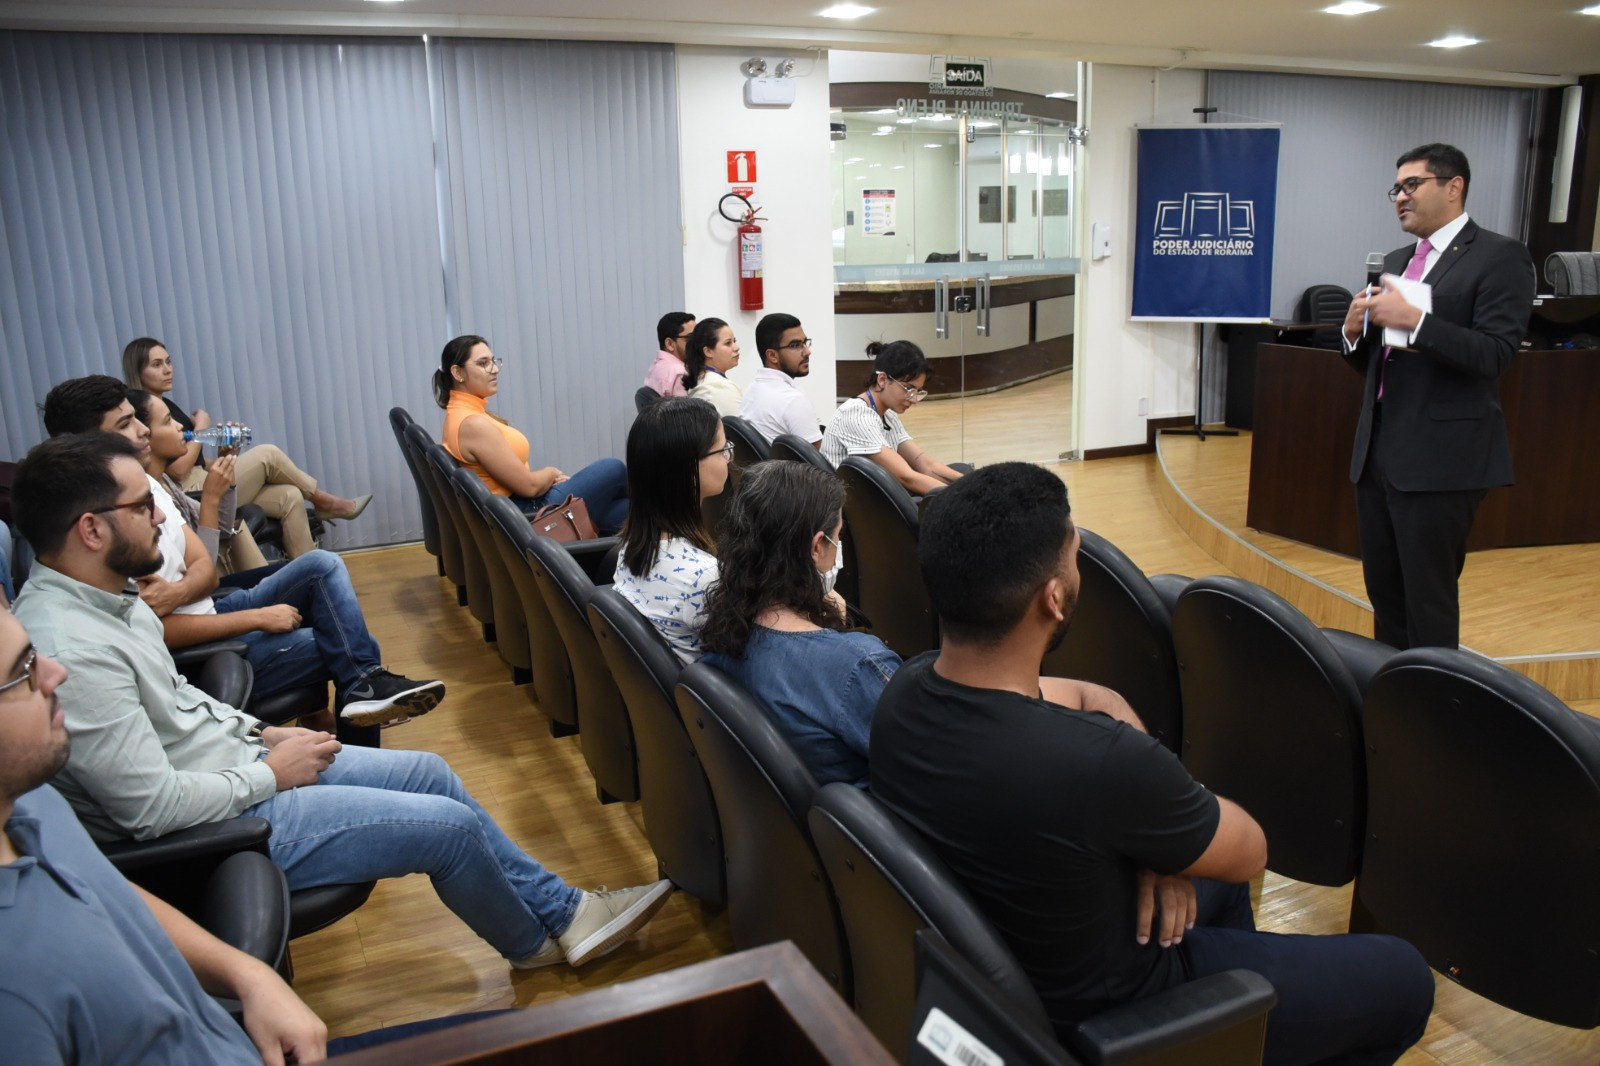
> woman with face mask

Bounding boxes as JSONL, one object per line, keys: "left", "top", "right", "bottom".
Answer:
{"left": 699, "top": 461, "right": 899, "bottom": 789}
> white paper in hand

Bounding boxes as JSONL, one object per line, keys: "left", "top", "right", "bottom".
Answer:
{"left": 1382, "top": 273, "right": 1432, "bottom": 349}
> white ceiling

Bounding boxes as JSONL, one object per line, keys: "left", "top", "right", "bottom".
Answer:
{"left": 0, "top": 0, "right": 1595, "bottom": 86}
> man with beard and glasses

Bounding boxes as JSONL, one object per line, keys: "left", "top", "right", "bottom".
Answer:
{"left": 739, "top": 312, "right": 823, "bottom": 447}
{"left": 9, "top": 434, "right": 672, "bottom": 975}
{"left": 868, "top": 463, "right": 1434, "bottom": 1066}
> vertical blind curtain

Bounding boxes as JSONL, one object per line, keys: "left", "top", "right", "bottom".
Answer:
{"left": 0, "top": 31, "right": 684, "bottom": 549}
{"left": 1207, "top": 71, "right": 1534, "bottom": 321}
{"left": 433, "top": 38, "right": 684, "bottom": 474}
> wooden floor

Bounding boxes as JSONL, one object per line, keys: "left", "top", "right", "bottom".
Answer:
{"left": 900, "top": 368, "right": 1074, "bottom": 468}
{"left": 299, "top": 433, "right": 1599, "bottom": 1063}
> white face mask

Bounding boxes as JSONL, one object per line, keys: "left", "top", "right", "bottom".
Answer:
{"left": 819, "top": 532, "right": 844, "bottom": 596}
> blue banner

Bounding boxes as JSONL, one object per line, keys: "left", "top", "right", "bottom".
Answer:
{"left": 1131, "top": 126, "right": 1280, "bottom": 321}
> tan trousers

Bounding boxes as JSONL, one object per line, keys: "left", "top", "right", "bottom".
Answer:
{"left": 234, "top": 445, "right": 319, "bottom": 559}
{"left": 218, "top": 520, "right": 270, "bottom": 574}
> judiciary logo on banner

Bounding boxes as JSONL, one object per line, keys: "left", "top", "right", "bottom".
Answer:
{"left": 1132, "top": 125, "right": 1280, "bottom": 321}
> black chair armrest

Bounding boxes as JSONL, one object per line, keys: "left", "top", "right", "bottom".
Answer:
{"left": 197, "top": 850, "right": 290, "bottom": 971}
{"left": 1066, "top": 969, "right": 1277, "bottom": 1065}
{"left": 101, "top": 816, "right": 273, "bottom": 873}
{"left": 567, "top": 536, "right": 620, "bottom": 582}
{"left": 171, "top": 639, "right": 250, "bottom": 668}
{"left": 191, "top": 649, "right": 254, "bottom": 710}
{"left": 236, "top": 503, "right": 272, "bottom": 540}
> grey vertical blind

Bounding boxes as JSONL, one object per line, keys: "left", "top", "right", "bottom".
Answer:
{"left": 433, "top": 38, "right": 684, "bottom": 473}
{"left": 1208, "top": 71, "right": 1535, "bottom": 320}
{"left": 0, "top": 31, "right": 684, "bottom": 548}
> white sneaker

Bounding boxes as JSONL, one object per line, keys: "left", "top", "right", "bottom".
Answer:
{"left": 556, "top": 880, "right": 673, "bottom": 966}
{"left": 509, "top": 936, "right": 564, "bottom": 970}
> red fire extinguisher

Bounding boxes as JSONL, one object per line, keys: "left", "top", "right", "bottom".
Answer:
{"left": 722, "top": 193, "right": 765, "bottom": 311}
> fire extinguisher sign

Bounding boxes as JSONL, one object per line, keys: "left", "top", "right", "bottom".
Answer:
{"left": 727, "top": 151, "right": 758, "bottom": 184}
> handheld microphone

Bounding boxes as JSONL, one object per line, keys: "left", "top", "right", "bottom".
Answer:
{"left": 1362, "top": 252, "right": 1384, "bottom": 335}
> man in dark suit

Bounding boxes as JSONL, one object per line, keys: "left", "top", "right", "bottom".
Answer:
{"left": 1341, "top": 143, "right": 1535, "bottom": 650}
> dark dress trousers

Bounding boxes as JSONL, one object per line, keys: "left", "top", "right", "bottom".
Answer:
{"left": 1343, "top": 218, "right": 1534, "bottom": 649}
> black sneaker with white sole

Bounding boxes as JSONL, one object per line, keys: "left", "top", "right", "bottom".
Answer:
{"left": 340, "top": 671, "right": 446, "bottom": 727}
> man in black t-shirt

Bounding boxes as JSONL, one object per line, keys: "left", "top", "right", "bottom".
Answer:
{"left": 870, "top": 463, "right": 1434, "bottom": 1066}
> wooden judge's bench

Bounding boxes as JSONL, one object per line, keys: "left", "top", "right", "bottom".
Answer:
{"left": 1245, "top": 296, "right": 1600, "bottom": 556}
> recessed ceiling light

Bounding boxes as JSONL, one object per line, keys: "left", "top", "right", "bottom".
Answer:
{"left": 896, "top": 118, "right": 916, "bottom": 125}
{"left": 923, "top": 143, "right": 943, "bottom": 148}
{"left": 1581, "top": 4, "right": 1600, "bottom": 13}
{"left": 1046, "top": 91, "right": 1075, "bottom": 99}
{"left": 1427, "top": 34, "right": 1480, "bottom": 47}
{"left": 1324, "top": 2, "right": 1380, "bottom": 14}
{"left": 876, "top": 125, "right": 895, "bottom": 133}
{"left": 820, "top": 4, "right": 874, "bottom": 18}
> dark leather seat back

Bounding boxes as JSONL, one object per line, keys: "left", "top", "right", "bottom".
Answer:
{"left": 407, "top": 425, "right": 466, "bottom": 599}
{"left": 1041, "top": 527, "right": 1185, "bottom": 752}
{"left": 675, "top": 662, "right": 848, "bottom": 993}
{"left": 1297, "top": 284, "right": 1354, "bottom": 350}
{"left": 389, "top": 407, "right": 440, "bottom": 563}
{"left": 485, "top": 495, "right": 578, "bottom": 735}
{"left": 425, "top": 442, "right": 482, "bottom": 612}
{"left": 451, "top": 467, "right": 529, "bottom": 672}
{"left": 1174, "top": 576, "right": 1366, "bottom": 886}
{"left": 722, "top": 415, "right": 771, "bottom": 463}
{"left": 838, "top": 457, "right": 936, "bottom": 658}
{"left": 769, "top": 433, "right": 835, "bottom": 474}
{"left": 635, "top": 385, "right": 663, "bottom": 414}
{"left": 808, "top": 782, "right": 1051, "bottom": 1051}
{"left": 588, "top": 588, "right": 725, "bottom": 904}
{"left": 526, "top": 535, "right": 638, "bottom": 803}
{"left": 1356, "top": 647, "right": 1600, "bottom": 1028}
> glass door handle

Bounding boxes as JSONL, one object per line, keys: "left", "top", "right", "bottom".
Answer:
{"left": 934, "top": 275, "right": 950, "bottom": 339}
{"left": 975, "top": 274, "right": 992, "bottom": 336}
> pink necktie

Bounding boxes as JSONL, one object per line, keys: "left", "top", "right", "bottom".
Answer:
{"left": 1378, "top": 238, "right": 1433, "bottom": 400}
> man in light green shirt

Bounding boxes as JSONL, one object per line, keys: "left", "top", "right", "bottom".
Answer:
{"left": 10, "top": 433, "right": 673, "bottom": 970}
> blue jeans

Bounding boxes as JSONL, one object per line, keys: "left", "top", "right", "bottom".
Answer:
{"left": 1177, "top": 880, "right": 1433, "bottom": 1066}
{"left": 514, "top": 457, "right": 629, "bottom": 534}
{"left": 212, "top": 549, "right": 379, "bottom": 700}
{"left": 246, "top": 746, "right": 582, "bottom": 960}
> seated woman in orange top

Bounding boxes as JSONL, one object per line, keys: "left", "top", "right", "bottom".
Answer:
{"left": 435, "top": 335, "right": 630, "bottom": 534}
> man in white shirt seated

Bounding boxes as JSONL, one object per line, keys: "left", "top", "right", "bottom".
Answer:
{"left": 40, "top": 375, "right": 440, "bottom": 729}
{"left": 739, "top": 312, "right": 822, "bottom": 447}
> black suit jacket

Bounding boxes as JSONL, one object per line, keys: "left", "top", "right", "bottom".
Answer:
{"left": 1343, "top": 218, "right": 1535, "bottom": 491}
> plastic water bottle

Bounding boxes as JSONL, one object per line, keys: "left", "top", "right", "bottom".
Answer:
{"left": 183, "top": 425, "right": 253, "bottom": 449}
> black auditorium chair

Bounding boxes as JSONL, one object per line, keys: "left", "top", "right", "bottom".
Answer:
{"left": 809, "top": 783, "right": 1277, "bottom": 1065}
{"left": 769, "top": 432, "right": 836, "bottom": 475}
{"left": 452, "top": 467, "right": 531, "bottom": 682}
{"left": 428, "top": 444, "right": 495, "bottom": 639}
{"left": 484, "top": 494, "right": 577, "bottom": 735}
{"left": 635, "top": 386, "right": 662, "bottom": 415}
{"left": 837, "top": 456, "right": 935, "bottom": 658}
{"left": 527, "top": 535, "right": 638, "bottom": 803}
{"left": 1173, "top": 576, "right": 1393, "bottom": 889}
{"left": 389, "top": 407, "right": 441, "bottom": 571}
{"left": 675, "top": 662, "right": 848, "bottom": 993}
{"left": 1297, "top": 284, "right": 1354, "bottom": 351}
{"left": 104, "top": 647, "right": 374, "bottom": 980}
{"left": 1353, "top": 648, "right": 1600, "bottom": 1028}
{"left": 722, "top": 415, "right": 771, "bottom": 464}
{"left": 1040, "top": 527, "right": 1189, "bottom": 753}
{"left": 407, "top": 424, "right": 467, "bottom": 603}
{"left": 588, "top": 589, "right": 726, "bottom": 905}
{"left": 910, "top": 930, "right": 1080, "bottom": 1066}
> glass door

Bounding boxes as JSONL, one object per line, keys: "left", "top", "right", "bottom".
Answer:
{"left": 832, "top": 100, "right": 1080, "bottom": 468}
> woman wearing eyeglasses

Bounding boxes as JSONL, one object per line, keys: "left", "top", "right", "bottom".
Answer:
{"left": 700, "top": 460, "right": 899, "bottom": 789}
{"left": 613, "top": 397, "right": 730, "bottom": 663}
{"left": 821, "top": 340, "right": 964, "bottom": 496}
{"left": 435, "top": 334, "right": 630, "bottom": 534}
